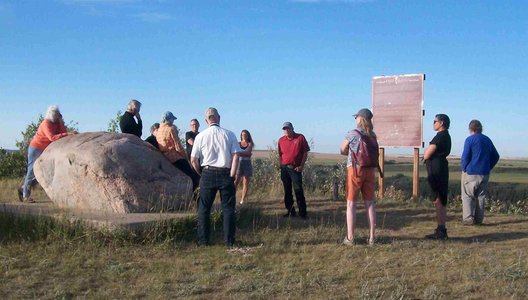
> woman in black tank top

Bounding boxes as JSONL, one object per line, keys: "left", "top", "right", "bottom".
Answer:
{"left": 235, "top": 130, "right": 254, "bottom": 204}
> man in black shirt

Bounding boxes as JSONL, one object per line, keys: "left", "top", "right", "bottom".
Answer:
{"left": 185, "top": 118, "right": 200, "bottom": 159}
{"left": 119, "top": 99, "right": 142, "bottom": 137}
{"left": 145, "top": 123, "right": 160, "bottom": 149}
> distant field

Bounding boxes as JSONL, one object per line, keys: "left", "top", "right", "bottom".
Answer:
{"left": 253, "top": 150, "right": 528, "bottom": 184}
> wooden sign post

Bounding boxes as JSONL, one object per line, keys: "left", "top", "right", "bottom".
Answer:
{"left": 413, "top": 147, "right": 420, "bottom": 201}
{"left": 372, "top": 74, "right": 425, "bottom": 202}
{"left": 378, "top": 147, "right": 385, "bottom": 199}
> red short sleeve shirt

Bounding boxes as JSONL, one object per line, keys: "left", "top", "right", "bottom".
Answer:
{"left": 278, "top": 133, "right": 310, "bottom": 167}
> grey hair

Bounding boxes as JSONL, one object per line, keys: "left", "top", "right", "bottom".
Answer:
{"left": 161, "top": 115, "right": 174, "bottom": 124}
{"left": 45, "top": 105, "right": 61, "bottom": 123}
{"left": 127, "top": 99, "right": 141, "bottom": 111}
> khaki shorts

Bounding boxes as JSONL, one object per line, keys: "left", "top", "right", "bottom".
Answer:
{"left": 346, "top": 166, "right": 376, "bottom": 201}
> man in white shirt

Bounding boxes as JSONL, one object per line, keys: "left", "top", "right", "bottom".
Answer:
{"left": 191, "top": 107, "right": 240, "bottom": 246}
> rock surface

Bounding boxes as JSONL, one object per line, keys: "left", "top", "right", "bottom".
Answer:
{"left": 33, "top": 132, "right": 193, "bottom": 213}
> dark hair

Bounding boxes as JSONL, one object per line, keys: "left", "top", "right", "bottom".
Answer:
{"left": 240, "top": 129, "right": 253, "bottom": 144}
{"left": 190, "top": 118, "right": 200, "bottom": 126}
{"left": 469, "top": 119, "right": 483, "bottom": 133}
{"left": 150, "top": 122, "right": 160, "bottom": 133}
{"left": 435, "top": 114, "right": 450, "bottom": 130}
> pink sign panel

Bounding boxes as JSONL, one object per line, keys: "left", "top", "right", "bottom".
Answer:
{"left": 372, "top": 74, "right": 424, "bottom": 148}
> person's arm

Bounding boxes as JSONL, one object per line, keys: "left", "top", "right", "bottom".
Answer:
{"left": 295, "top": 151, "right": 308, "bottom": 172}
{"left": 277, "top": 140, "right": 282, "bottom": 164}
{"left": 423, "top": 144, "right": 437, "bottom": 162}
{"left": 294, "top": 135, "right": 310, "bottom": 172}
{"left": 230, "top": 153, "right": 239, "bottom": 178}
{"left": 136, "top": 113, "right": 143, "bottom": 137}
{"left": 490, "top": 142, "right": 500, "bottom": 170}
{"left": 460, "top": 138, "right": 471, "bottom": 172}
{"left": 119, "top": 114, "right": 126, "bottom": 133}
{"left": 191, "top": 156, "right": 201, "bottom": 175}
{"left": 340, "top": 139, "right": 349, "bottom": 156}
{"left": 185, "top": 132, "right": 194, "bottom": 146}
{"left": 41, "top": 121, "right": 69, "bottom": 142}
{"left": 238, "top": 142, "right": 253, "bottom": 157}
{"left": 172, "top": 127, "right": 186, "bottom": 157}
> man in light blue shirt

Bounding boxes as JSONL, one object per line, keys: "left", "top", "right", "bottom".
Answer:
{"left": 461, "top": 120, "right": 500, "bottom": 225}
{"left": 191, "top": 107, "right": 240, "bottom": 246}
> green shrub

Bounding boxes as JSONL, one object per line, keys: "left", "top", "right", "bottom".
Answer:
{"left": 0, "top": 149, "right": 26, "bottom": 178}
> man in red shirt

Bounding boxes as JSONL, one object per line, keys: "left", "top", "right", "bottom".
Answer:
{"left": 278, "top": 122, "right": 310, "bottom": 219}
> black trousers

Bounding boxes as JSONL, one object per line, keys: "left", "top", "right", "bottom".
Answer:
{"left": 174, "top": 159, "right": 200, "bottom": 190}
{"left": 280, "top": 166, "right": 307, "bottom": 217}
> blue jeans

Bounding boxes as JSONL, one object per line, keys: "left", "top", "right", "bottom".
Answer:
{"left": 197, "top": 168, "right": 236, "bottom": 246}
{"left": 280, "top": 166, "right": 307, "bottom": 217}
{"left": 23, "top": 146, "right": 43, "bottom": 198}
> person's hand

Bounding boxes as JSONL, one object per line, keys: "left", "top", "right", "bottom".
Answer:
{"left": 294, "top": 166, "right": 303, "bottom": 172}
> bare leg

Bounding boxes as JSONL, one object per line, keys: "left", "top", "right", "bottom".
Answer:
{"left": 364, "top": 200, "right": 376, "bottom": 241}
{"left": 346, "top": 201, "right": 357, "bottom": 241}
{"left": 234, "top": 175, "right": 241, "bottom": 200}
{"left": 241, "top": 176, "right": 250, "bottom": 203}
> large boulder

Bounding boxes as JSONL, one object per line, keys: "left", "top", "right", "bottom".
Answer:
{"left": 33, "top": 132, "right": 193, "bottom": 213}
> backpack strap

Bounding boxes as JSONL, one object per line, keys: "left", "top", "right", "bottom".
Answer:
{"left": 354, "top": 129, "right": 384, "bottom": 178}
{"left": 351, "top": 129, "right": 363, "bottom": 177}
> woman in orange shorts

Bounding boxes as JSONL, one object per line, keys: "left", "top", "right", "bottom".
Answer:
{"left": 339, "top": 108, "right": 379, "bottom": 245}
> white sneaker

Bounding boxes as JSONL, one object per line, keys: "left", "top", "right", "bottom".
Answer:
{"left": 239, "top": 200, "right": 244, "bottom": 205}
{"left": 342, "top": 237, "right": 354, "bottom": 246}
{"left": 368, "top": 238, "right": 376, "bottom": 246}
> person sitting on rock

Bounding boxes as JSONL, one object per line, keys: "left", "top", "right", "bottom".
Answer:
{"left": 156, "top": 111, "right": 200, "bottom": 190}
{"left": 119, "top": 99, "right": 142, "bottom": 137}
{"left": 145, "top": 123, "right": 160, "bottom": 149}
{"left": 19, "top": 105, "right": 77, "bottom": 203}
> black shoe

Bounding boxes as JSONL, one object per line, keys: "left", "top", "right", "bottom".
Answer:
{"left": 299, "top": 213, "right": 308, "bottom": 220}
{"left": 425, "top": 228, "right": 448, "bottom": 240}
{"left": 17, "top": 186, "right": 23, "bottom": 202}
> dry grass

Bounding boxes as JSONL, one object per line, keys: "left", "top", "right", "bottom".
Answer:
{"left": 1, "top": 195, "right": 527, "bottom": 299}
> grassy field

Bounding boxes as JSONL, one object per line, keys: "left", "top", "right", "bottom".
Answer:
{"left": 1, "top": 157, "right": 527, "bottom": 298}
{"left": 1, "top": 197, "right": 528, "bottom": 298}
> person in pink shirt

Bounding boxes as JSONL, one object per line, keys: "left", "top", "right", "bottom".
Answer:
{"left": 19, "top": 105, "right": 77, "bottom": 202}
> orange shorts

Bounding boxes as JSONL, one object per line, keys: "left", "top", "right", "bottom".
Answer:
{"left": 346, "top": 166, "right": 376, "bottom": 201}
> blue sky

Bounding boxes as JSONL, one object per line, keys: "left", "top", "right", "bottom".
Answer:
{"left": 1, "top": 0, "right": 526, "bottom": 158}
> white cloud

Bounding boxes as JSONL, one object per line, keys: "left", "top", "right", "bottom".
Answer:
{"left": 130, "top": 12, "right": 171, "bottom": 22}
